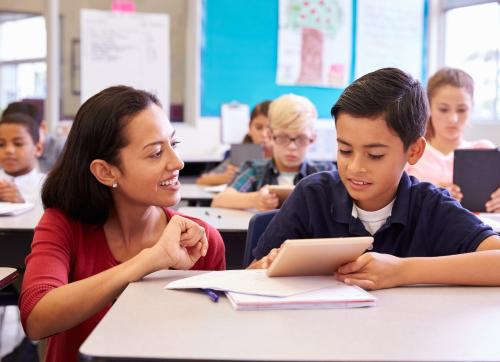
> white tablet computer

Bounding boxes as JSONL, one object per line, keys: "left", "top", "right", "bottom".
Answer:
{"left": 266, "top": 237, "right": 374, "bottom": 277}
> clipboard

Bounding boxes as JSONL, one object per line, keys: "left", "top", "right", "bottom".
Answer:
{"left": 453, "top": 149, "right": 500, "bottom": 212}
{"left": 220, "top": 102, "right": 250, "bottom": 144}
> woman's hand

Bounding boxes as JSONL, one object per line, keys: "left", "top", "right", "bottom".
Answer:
{"left": 152, "top": 215, "right": 208, "bottom": 270}
{"left": 437, "top": 182, "right": 463, "bottom": 201}
{"left": 255, "top": 185, "right": 279, "bottom": 211}
{"left": 486, "top": 187, "right": 500, "bottom": 213}
{"left": 334, "top": 252, "right": 405, "bottom": 290}
{"left": 0, "top": 180, "right": 25, "bottom": 203}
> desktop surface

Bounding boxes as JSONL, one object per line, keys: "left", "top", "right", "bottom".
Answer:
{"left": 80, "top": 270, "right": 500, "bottom": 362}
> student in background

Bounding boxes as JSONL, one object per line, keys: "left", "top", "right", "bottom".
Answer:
{"left": 0, "top": 113, "right": 45, "bottom": 204}
{"left": 196, "top": 100, "right": 273, "bottom": 186}
{"left": 20, "top": 86, "right": 225, "bottom": 362}
{"left": 250, "top": 68, "right": 500, "bottom": 289}
{"left": 2, "top": 101, "right": 65, "bottom": 173}
{"left": 406, "top": 67, "right": 500, "bottom": 212}
{"left": 211, "top": 94, "right": 335, "bottom": 210}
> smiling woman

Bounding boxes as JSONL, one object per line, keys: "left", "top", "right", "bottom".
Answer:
{"left": 18, "top": 85, "right": 226, "bottom": 362}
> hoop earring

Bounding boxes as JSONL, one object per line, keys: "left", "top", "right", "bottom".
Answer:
{"left": 112, "top": 182, "right": 118, "bottom": 189}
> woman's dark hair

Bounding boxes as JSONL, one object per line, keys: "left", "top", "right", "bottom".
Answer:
{"left": 331, "top": 67, "right": 429, "bottom": 150}
{"left": 243, "top": 100, "right": 272, "bottom": 143}
{"left": 0, "top": 112, "right": 40, "bottom": 143}
{"left": 42, "top": 85, "right": 161, "bottom": 225}
{"left": 425, "top": 67, "right": 474, "bottom": 140}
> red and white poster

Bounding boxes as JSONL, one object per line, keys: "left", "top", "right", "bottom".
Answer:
{"left": 276, "top": 0, "right": 352, "bottom": 88}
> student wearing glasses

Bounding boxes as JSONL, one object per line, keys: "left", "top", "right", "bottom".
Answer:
{"left": 211, "top": 94, "right": 335, "bottom": 210}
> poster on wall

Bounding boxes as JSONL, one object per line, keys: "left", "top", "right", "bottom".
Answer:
{"left": 355, "top": 0, "right": 424, "bottom": 80}
{"left": 80, "top": 9, "right": 169, "bottom": 109}
{"left": 276, "top": 0, "right": 352, "bottom": 88}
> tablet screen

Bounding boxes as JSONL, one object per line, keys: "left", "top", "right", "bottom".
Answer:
{"left": 453, "top": 149, "right": 500, "bottom": 212}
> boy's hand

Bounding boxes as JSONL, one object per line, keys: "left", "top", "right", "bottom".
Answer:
{"left": 152, "top": 215, "right": 208, "bottom": 270}
{"left": 485, "top": 187, "right": 500, "bottom": 213}
{"left": 437, "top": 182, "right": 463, "bottom": 201}
{"left": 255, "top": 185, "right": 279, "bottom": 210}
{"left": 334, "top": 252, "right": 404, "bottom": 290}
{"left": 247, "top": 248, "right": 280, "bottom": 269}
{"left": 221, "top": 164, "right": 238, "bottom": 184}
{"left": 0, "top": 180, "right": 25, "bottom": 203}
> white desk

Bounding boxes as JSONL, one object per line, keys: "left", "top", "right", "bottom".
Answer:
{"left": 180, "top": 184, "right": 215, "bottom": 206}
{"left": 0, "top": 267, "right": 18, "bottom": 290}
{"left": 81, "top": 270, "right": 500, "bottom": 362}
{"left": 177, "top": 206, "right": 255, "bottom": 232}
{"left": 478, "top": 213, "right": 500, "bottom": 232}
{"left": 0, "top": 205, "right": 43, "bottom": 230}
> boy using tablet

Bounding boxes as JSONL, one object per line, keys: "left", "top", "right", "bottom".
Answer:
{"left": 211, "top": 94, "right": 334, "bottom": 210}
{"left": 250, "top": 68, "right": 500, "bottom": 289}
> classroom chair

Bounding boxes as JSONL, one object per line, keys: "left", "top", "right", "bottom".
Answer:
{"left": 243, "top": 209, "right": 278, "bottom": 267}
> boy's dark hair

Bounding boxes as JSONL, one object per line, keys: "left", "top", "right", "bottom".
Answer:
{"left": 243, "top": 100, "right": 272, "bottom": 144}
{"left": 2, "top": 102, "right": 42, "bottom": 127}
{"left": 331, "top": 67, "right": 429, "bottom": 150}
{"left": 42, "top": 85, "right": 161, "bottom": 225}
{"left": 0, "top": 112, "right": 40, "bottom": 143}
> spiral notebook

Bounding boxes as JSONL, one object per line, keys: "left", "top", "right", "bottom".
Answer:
{"left": 226, "top": 281, "right": 376, "bottom": 310}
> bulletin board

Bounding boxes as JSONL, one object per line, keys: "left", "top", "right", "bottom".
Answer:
{"left": 201, "top": 0, "right": 428, "bottom": 119}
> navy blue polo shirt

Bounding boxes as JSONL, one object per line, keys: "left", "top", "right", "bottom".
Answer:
{"left": 253, "top": 170, "right": 496, "bottom": 260}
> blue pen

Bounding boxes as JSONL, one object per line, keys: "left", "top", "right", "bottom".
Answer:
{"left": 201, "top": 288, "right": 219, "bottom": 302}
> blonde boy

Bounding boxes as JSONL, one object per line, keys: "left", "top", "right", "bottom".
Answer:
{"left": 211, "top": 94, "right": 335, "bottom": 210}
{"left": 0, "top": 113, "right": 45, "bottom": 204}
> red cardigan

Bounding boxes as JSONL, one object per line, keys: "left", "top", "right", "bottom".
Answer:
{"left": 20, "top": 207, "right": 226, "bottom": 362}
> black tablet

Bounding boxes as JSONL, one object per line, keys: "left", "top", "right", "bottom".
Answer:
{"left": 453, "top": 148, "right": 500, "bottom": 212}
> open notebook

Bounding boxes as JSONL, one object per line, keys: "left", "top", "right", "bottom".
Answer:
{"left": 166, "top": 270, "right": 376, "bottom": 310}
{"left": 0, "top": 202, "right": 34, "bottom": 216}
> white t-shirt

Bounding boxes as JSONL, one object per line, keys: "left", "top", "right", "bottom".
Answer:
{"left": 352, "top": 199, "right": 395, "bottom": 235}
{"left": 277, "top": 172, "right": 296, "bottom": 186}
{"left": 0, "top": 168, "right": 46, "bottom": 204}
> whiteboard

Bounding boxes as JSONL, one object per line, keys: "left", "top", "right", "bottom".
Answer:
{"left": 355, "top": 0, "right": 424, "bottom": 80}
{"left": 80, "top": 9, "right": 169, "bottom": 110}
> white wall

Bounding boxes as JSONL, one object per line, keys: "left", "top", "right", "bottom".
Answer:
{"left": 464, "top": 124, "right": 500, "bottom": 146}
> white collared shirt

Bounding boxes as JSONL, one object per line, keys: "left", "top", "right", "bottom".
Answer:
{"left": 0, "top": 168, "right": 46, "bottom": 204}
